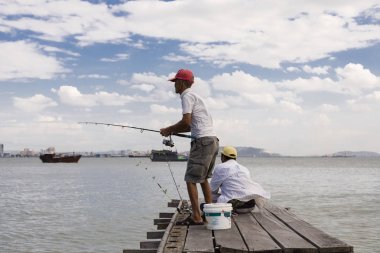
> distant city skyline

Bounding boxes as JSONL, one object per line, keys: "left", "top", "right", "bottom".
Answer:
{"left": 1, "top": 143, "right": 379, "bottom": 158}
{"left": 0, "top": 1, "right": 379, "bottom": 156}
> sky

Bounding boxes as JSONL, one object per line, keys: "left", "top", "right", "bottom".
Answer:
{"left": 0, "top": 0, "right": 379, "bottom": 156}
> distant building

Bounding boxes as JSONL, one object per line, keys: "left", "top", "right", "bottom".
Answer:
{"left": 0, "top": 144, "right": 4, "bottom": 157}
{"left": 20, "top": 148, "right": 35, "bottom": 157}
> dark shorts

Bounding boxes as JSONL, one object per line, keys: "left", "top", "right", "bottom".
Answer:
{"left": 185, "top": 136, "right": 219, "bottom": 183}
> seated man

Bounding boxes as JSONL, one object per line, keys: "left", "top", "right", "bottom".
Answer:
{"left": 209, "top": 146, "right": 270, "bottom": 213}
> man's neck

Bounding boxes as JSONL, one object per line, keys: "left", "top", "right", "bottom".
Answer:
{"left": 179, "top": 87, "right": 190, "bottom": 95}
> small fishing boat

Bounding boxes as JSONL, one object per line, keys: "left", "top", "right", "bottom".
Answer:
{"left": 150, "top": 150, "right": 188, "bottom": 162}
{"left": 39, "top": 153, "right": 81, "bottom": 163}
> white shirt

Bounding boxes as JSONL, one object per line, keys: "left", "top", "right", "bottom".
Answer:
{"left": 180, "top": 88, "right": 216, "bottom": 138}
{"left": 210, "top": 159, "right": 271, "bottom": 203}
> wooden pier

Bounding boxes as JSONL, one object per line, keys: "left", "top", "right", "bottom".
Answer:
{"left": 124, "top": 200, "right": 353, "bottom": 253}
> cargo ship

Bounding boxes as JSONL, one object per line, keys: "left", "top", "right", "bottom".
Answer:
{"left": 150, "top": 150, "right": 188, "bottom": 162}
{"left": 39, "top": 153, "right": 81, "bottom": 163}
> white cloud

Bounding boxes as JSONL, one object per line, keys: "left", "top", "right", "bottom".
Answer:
{"left": 131, "top": 84, "right": 155, "bottom": 92}
{"left": 278, "top": 63, "right": 379, "bottom": 95}
{"left": 365, "top": 91, "right": 380, "bottom": 102}
{"left": 262, "top": 118, "right": 292, "bottom": 127}
{"left": 56, "top": 85, "right": 135, "bottom": 107}
{"left": 150, "top": 104, "right": 181, "bottom": 114}
{"left": 211, "top": 71, "right": 277, "bottom": 98}
{"left": 55, "top": 86, "right": 96, "bottom": 107}
{"left": 131, "top": 39, "right": 146, "bottom": 49}
{"left": 191, "top": 78, "right": 212, "bottom": 98}
{"left": 0, "top": 0, "right": 130, "bottom": 45}
{"left": 302, "top": 65, "right": 330, "bottom": 75}
{"left": 279, "top": 100, "right": 303, "bottom": 113}
{"left": 1, "top": 1, "right": 379, "bottom": 68}
{"left": 100, "top": 53, "right": 129, "bottom": 62}
{"left": 36, "top": 115, "right": 62, "bottom": 122}
{"left": 336, "top": 63, "right": 379, "bottom": 94}
{"left": 213, "top": 118, "right": 251, "bottom": 146}
{"left": 13, "top": 94, "right": 57, "bottom": 112}
{"left": 78, "top": 74, "right": 109, "bottom": 79}
{"left": 121, "top": 71, "right": 211, "bottom": 102}
{"left": 346, "top": 99, "right": 372, "bottom": 112}
{"left": 130, "top": 72, "right": 169, "bottom": 87}
{"left": 318, "top": 104, "right": 340, "bottom": 113}
{"left": 162, "top": 53, "right": 197, "bottom": 64}
{"left": 312, "top": 114, "right": 331, "bottom": 127}
{"left": 286, "top": 66, "right": 301, "bottom": 72}
{"left": 278, "top": 76, "right": 338, "bottom": 93}
{"left": 210, "top": 70, "right": 297, "bottom": 108}
{"left": 118, "top": 109, "right": 132, "bottom": 114}
{"left": 243, "top": 93, "right": 276, "bottom": 106}
{"left": 0, "top": 41, "right": 68, "bottom": 81}
{"left": 203, "top": 97, "right": 230, "bottom": 110}
{"left": 116, "top": 79, "right": 129, "bottom": 86}
{"left": 42, "top": 46, "right": 80, "bottom": 57}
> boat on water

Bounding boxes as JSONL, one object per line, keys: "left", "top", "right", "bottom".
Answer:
{"left": 150, "top": 150, "right": 188, "bottom": 162}
{"left": 39, "top": 153, "right": 81, "bottom": 163}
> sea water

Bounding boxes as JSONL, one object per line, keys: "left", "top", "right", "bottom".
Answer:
{"left": 1, "top": 157, "right": 379, "bottom": 253}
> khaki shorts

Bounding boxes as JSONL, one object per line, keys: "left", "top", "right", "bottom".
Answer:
{"left": 185, "top": 136, "right": 219, "bottom": 183}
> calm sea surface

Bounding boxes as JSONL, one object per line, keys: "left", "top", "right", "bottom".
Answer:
{"left": 1, "top": 157, "right": 379, "bottom": 253}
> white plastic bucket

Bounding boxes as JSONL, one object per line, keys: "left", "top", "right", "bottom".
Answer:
{"left": 203, "top": 203, "right": 232, "bottom": 230}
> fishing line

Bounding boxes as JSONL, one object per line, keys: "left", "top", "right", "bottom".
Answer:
{"left": 136, "top": 160, "right": 173, "bottom": 201}
{"left": 166, "top": 160, "right": 183, "bottom": 202}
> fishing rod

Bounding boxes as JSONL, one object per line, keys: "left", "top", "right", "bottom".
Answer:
{"left": 79, "top": 121, "right": 194, "bottom": 147}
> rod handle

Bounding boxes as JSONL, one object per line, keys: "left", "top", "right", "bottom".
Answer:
{"left": 173, "top": 133, "right": 194, "bottom": 139}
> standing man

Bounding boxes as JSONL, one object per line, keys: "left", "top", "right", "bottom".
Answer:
{"left": 210, "top": 146, "right": 270, "bottom": 213}
{"left": 160, "top": 69, "right": 219, "bottom": 225}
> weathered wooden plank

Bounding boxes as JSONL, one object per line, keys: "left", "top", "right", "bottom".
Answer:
{"left": 157, "top": 223, "right": 169, "bottom": 230}
{"left": 168, "top": 202, "right": 180, "bottom": 208}
{"left": 140, "top": 240, "right": 161, "bottom": 249}
{"left": 154, "top": 218, "right": 172, "bottom": 225}
{"left": 214, "top": 221, "right": 248, "bottom": 253}
{"left": 266, "top": 205, "right": 353, "bottom": 253}
{"left": 168, "top": 199, "right": 181, "bottom": 207}
{"left": 171, "top": 199, "right": 181, "bottom": 204}
{"left": 183, "top": 225, "right": 214, "bottom": 253}
{"left": 147, "top": 231, "right": 165, "bottom": 239}
{"left": 159, "top": 212, "right": 174, "bottom": 218}
{"left": 123, "top": 249, "right": 157, "bottom": 253}
{"left": 252, "top": 210, "right": 317, "bottom": 253}
{"left": 233, "top": 213, "right": 281, "bottom": 253}
{"left": 157, "top": 200, "right": 188, "bottom": 253}
{"left": 164, "top": 225, "right": 188, "bottom": 253}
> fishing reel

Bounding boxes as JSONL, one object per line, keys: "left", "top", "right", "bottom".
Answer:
{"left": 163, "top": 135, "right": 175, "bottom": 147}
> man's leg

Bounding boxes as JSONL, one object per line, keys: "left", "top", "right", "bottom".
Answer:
{"left": 200, "top": 180, "right": 212, "bottom": 204}
{"left": 186, "top": 182, "right": 202, "bottom": 222}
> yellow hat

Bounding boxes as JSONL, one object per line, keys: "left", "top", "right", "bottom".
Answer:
{"left": 221, "top": 146, "right": 237, "bottom": 159}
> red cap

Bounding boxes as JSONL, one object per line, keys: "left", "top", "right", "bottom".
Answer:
{"left": 169, "top": 69, "right": 194, "bottom": 84}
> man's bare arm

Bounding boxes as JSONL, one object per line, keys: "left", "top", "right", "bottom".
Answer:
{"left": 160, "top": 113, "right": 191, "bottom": 137}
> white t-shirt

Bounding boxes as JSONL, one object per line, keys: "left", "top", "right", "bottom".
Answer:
{"left": 180, "top": 88, "right": 216, "bottom": 138}
{"left": 210, "top": 159, "right": 271, "bottom": 203}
